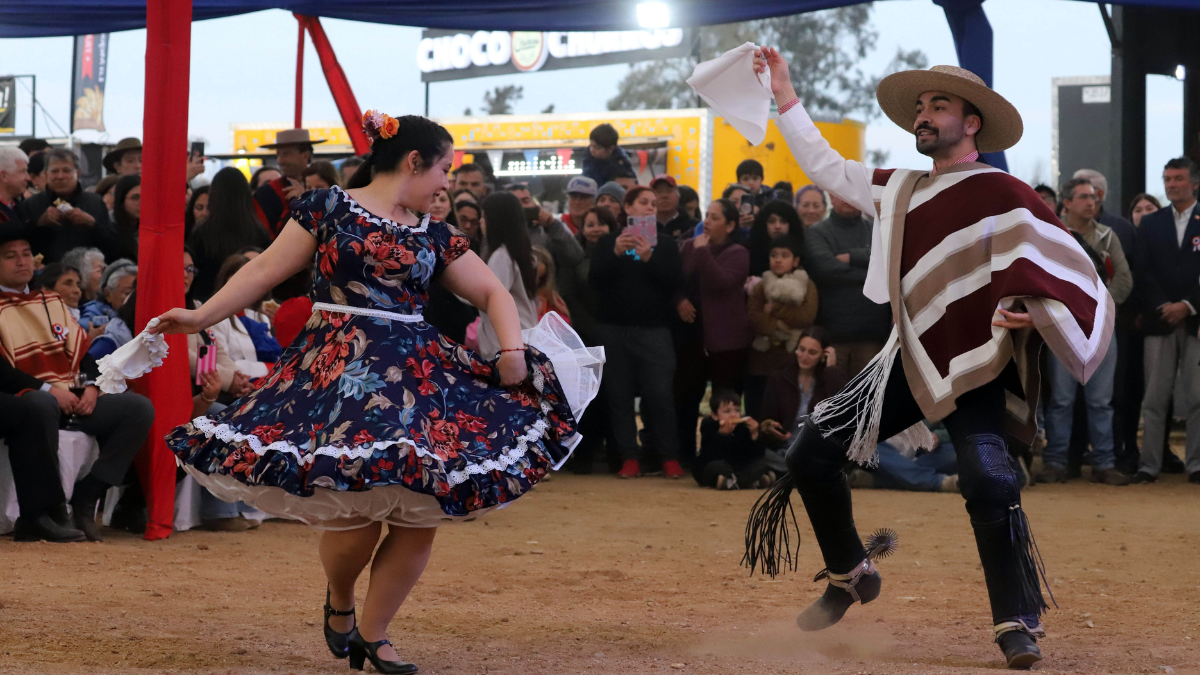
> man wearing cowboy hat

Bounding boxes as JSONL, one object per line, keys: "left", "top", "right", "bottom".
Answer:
{"left": 102, "top": 137, "right": 142, "bottom": 177}
{"left": 741, "top": 49, "right": 1115, "bottom": 669}
{"left": 253, "top": 128, "right": 325, "bottom": 238}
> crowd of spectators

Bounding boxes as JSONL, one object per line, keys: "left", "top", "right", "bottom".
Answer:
{"left": 2, "top": 119, "right": 1197, "bottom": 543}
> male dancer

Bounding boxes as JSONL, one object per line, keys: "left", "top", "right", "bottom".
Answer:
{"left": 741, "top": 49, "right": 1114, "bottom": 669}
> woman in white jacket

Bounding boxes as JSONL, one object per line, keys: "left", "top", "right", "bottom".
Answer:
{"left": 207, "top": 252, "right": 280, "bottom": 378}
{"left": 476, "top": 191, "right": 539, "bottom": 358}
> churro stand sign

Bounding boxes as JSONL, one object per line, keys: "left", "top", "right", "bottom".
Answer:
{"left": 71, "top": 33, "right": 109, "bottom": 132}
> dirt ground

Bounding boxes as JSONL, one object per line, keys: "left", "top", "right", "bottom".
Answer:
{"left": 2, "top": 466, "right": 1199, "bottom": 675}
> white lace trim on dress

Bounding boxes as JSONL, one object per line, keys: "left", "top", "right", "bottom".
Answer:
{"left": 333, "top": 185, "right": 430, "bottom": 234}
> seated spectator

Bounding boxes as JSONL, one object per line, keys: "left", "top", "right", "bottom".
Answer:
{"left": 583, "top": 123, "right": 635, "bottom": 186}
{"left": 189, "top": 166, "right": 272, "bottom": 301}
{"left": 650, "top": 174, "right": 697, "bottom": 241}
{"left": 111, "top": 174, "right": 141, "bottom": 260}
{"left": 17, "top": 148, "right": 118, "bottom": 263}
{"left": 60, "top": 246, "right": 105, "bottom": 304}
{"left": 848, "top": 423, "right": 960, "bottom": 493}
{"left": 746, "top": 200, "right": 806, "bottom": 278}
{"left": 746, "top": 237, "right": 818, "bottom": 417}
{"left": 249, "top": 166, "right": 282, "bottom": 193}
{"left": 87, "top": 287, "right": 137, "bottom": 360}
{"left": 303, "top": 160, "right": 341, "bottom": 190}
{"left": 590, "top": 185, "right": 684, "bottom": 480}
{"left": 759, "top": 327, "right": 848, "bottom": 471}
{"left": 678, "top": 184, "right": 700, "bottom": 222}
{"left": 338, "top": 157, "right": 364, "bottom": 187}
{"left": 0, "top": 226, "right": 154, "bottom": 541}
{"left": 185, "top": 184, "right": 209, "bottom": 241}
{"left": 560, "top": 176, "right": 598, "bottom": 234}
{"left": 736, "top": 159, "right": 776, "bottom": 207}
{"left": 428, "top": 187, "right": 452, "bottom": 224}
{"left": 209, "top": 253, "right": 282, "bottom": 379}
{"left": 34, "top": 262, "right": 84, "bottom": 322}
{"left": 476, "top": 192, "right": 539, "bottom": 358}
{"left": 694, "top": 389, "right": 771, "bottom": 490}
{"left": 532, "top": 246, "right": 571, "bottom": 323}
{"left": 595, "top": 181, "right": 626, "bottom": 222}
{"left": 1127, "top": 192, "right": 1161, "bottom": 227}
{"left": 80, "top": 258, "right": 135, "bottom": 331}
{"left": 793, "top": 184, "right": 827, "bottom": 228}
{"left": 772, "top": 180, "right": 794, "bottom": 205}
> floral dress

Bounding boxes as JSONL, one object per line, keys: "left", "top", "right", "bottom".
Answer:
{"left": 166, "top": 186, "right": 600, "bottom": 527}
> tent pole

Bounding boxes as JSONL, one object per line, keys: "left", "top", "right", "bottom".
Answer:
{"left": 295, "top": 16, "right": 305, "bottom": 129}
{"left": 135, "top": 0, "right": 194, "bottom": 541}
{"left": 303, "top": 16, "right": 370, "bottom": 155}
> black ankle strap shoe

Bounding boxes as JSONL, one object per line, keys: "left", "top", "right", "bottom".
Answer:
{"left": 323, "top": 587, "right": 355, "bottom": 659}
{"left": 348, "top": 627, "right": 418, "bottom": 674}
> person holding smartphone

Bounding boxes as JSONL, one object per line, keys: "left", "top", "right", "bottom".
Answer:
{"left": 253, "top": 129, "right": 325, "bottom": 239}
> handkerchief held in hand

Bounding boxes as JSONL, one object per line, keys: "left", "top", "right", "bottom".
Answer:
{"left": 96, "top": 317, "right": 169, "bottom": 394}
{"left": 686, "top": 42, "right": 773, "bottom": 146}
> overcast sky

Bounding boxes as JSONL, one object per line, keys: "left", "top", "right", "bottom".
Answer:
{"left": 0, "top": 0, "right": 1184, "bottom": 199}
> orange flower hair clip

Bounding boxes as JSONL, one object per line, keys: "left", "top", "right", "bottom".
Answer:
{"left": 362, "top": 109, "right": 399, "bottom": 143}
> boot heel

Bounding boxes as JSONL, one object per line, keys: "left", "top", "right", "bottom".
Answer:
{"left": 348, "top": 644, "right": 365, "bottom": 671}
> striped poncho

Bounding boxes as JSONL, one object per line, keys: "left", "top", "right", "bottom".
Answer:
{"left": 0, "top": 289, "right": 90, "bottom": 388}
{"left": 776, "top": 106, "right": 1113, "bottom": 463}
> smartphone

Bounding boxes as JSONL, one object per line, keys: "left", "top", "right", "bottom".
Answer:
{"left": 740, "top": 193, "right": 755, "bottom": 216}
{"left": 190, "top": 141, "right": 205, "bottom": 160}
{"left": 625, "top": 215, "right": 659, "bottom": 246}
{"left": 523, "top": 206, "right": 541, "bottom": 225}
{"left": 195, "top": 344, "right": 215, "bottom": 386}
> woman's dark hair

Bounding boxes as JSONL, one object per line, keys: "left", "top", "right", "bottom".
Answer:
{"left": 112, "top": 174, "right": 141, "bottom": 257}
{"left": 302, "top": 160, "right": 340, "bottom": 188}
{"left": 710, "top": 198, "right": 740, "bottom": 228}
{"left": 584, "top": 206, "right": 618, "bottom": 233}
{"left": 214, "top": 253, "right": 251, "bottom": 296}
{"left": 797, "top": 326, "right": 832, "bottom": 376}
{"left": 250, "top": 165, "right": 280, "bottom": 191}
{"left": 722, "top": 183, "right": 749, "bottom": 200}
{"left": 1126, "top": 192, "right": 1162, "bottom": 220}
{"left": 344, "top": 116, "right": 454, "bottom": 190}
{"left": 747, "top": 200, "right": 805, "bottom": 276}
{"left": 709, "top": 389, "right": 741, "bottom": 413}
{"left": 481, "top": 191, "right": 537, "bottom": 298}
{"left": 184, "top": 184, "right": 209, "bottom": 240}
{"left": 189, "top": 167, "right": 271, "bottom": 269}
{"left": 677, "top": 184, "right": 699, "bottom": 208}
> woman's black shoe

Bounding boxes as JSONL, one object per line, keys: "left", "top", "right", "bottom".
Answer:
{"left": 997, "top": 629, "right": 1042, "bottom": 669}
{"left": 347, "top": 627, "right": 418, "bottom": 674}
{"left": 323, "top": 587, "right": 356, "bottom": 659}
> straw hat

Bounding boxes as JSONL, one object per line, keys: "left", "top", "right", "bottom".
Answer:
{"left": 875, "top": 65, "right": 1022, "bottom": 154}
{"left": 261, "top": 128, "right": 327, "bottom": 150}
{"left": 102, "top": 137, "right": 142, "bottom": 173}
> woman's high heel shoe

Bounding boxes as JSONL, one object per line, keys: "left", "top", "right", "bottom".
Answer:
{"left": 347, "top": 627, "right": 418, "bottom": 674}
{"left": 324, "top": 587, "right": 356, "bottom": 659}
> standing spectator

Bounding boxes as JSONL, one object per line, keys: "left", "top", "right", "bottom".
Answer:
{"left": 589, "top": 185, "right": 684, "bottom": 479}
{"left": 185, "top": 184, "right": 210, "bottom": 241}
{"left": 102, "top": 137, "right": 142, "bottom": 176}
{"left": 582, "top": 123, "right": 635, "bottom": 186}
{"left": 303, "top": 160, "right": 341, "bottom": 190}
{"left": 18, "top": 148, "right": 117, "bottom": 263}
{"left": 253, "top": 129, "right": 323, "bottom": 238}
{"left": 580, "top": 206, "right": 615, "bottom": 248}
{"left": 452, "top": 197, "right": 482, "bottom": 251}
{"left": 678, "top": 184, "right": 700, "bottom": 222}
{"left": 249, "top": 166, "right": 281, "bottom": 193}
{"left": 1132, "top": 157, "right": 1200, "bottom": 484}
{"left": 452, "top": 163, "right": 488, "bottom": 200}
{"left": 650, "top": 174, "right": 697, "bottom": 241}
{"left": 694, "top": 389, "right": 770, "bottom": 490}
{"left": 735, "top": 159, "right": 776, "bottom": 207}
{"left": 506, "top": 183, "right": 586, "bottom": 330}
{"left": 427, "top": 188, "right": 452, "bottom": 224}
{"left": 805, "top": 193, "right": 891, "bottom": 375}
{"left": 1033, "top": 184, "right": 1057, "bottom": 214}
{"left": 676, "top": 197, "right": 752, "bottom": 463}
{"left": 190, "top": 167, "right": 272, "bottom": 301}
{"left": 17, "top": 138, "right": 50, "bottom": 158}
{"left": 0, "top": 227, "right": 154, "bottom": 542}
{"left": 758, "top": 327, "right": 848, "bottom": 470}
{"left": 793, "top": 184, "right": 827, "bottom": 228}
{"left": 111, "top": 175, "right": 141, "bottom": 260}
{"left": 476, "top": 192, "right": 538, "bottom": 358}
{"left": 338, "top": 157, "right": 364, "bottom": 186}
{"left": 79, "top": 258, "right": 135, "bottom": 330}
{"left": 595, "top": 181, "right": 626, "bottom": 221}
{"left": 25, "top": 152, "right": 47, "bottom": 195}
{"left": 91, "top": 174, "right": 120, "bottom": 224}
{"left": 745, "top": 200, "right": 806, "bottom": 278}
{"left": 1128, "top": 193, "right": 1161, "bottom": 227}
{"left": 60, "top": 247, "right": 105, "bottom": 306}
{"left": 532, "top": 246, "right": 570, "bottom": 322}
{"left": 560, "top": 176, "right": 598, "bottom": 235}
{"left": 745, "top": 236, "right": 818, "bottom": 417}
{"left": 772, "top": 180, "right": 794, "bottom": 206}
{"left": 1037, "top": 178, "right": 1131, "bottom": 485}
{"left": 0, "top": 146, "right": 28, "bottom": 225}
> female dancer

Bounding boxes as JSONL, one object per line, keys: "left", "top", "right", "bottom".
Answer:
{"left": 151, "top": 112, "right": 600, "bottom": 673}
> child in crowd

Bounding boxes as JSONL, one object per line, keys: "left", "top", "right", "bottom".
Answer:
{"left": 745, "top": 237, "right": 818, "bottom": 416}
{"left": 694, "top": 389, "right": 773, "bottom": 490}
{"left": 533, "top": 246, "right": 571, "bottom": 323}
{"left": 582, "top": 123, "right": 635, "bottom": 186}
{"left": 736, "top": 159, "right": 776, "bottom": 207}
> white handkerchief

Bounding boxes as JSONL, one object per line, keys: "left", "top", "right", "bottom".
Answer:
{"left": 686, "top": 42, "right": 773, "bottom": 146}
{"left": 95, "top": 317, "right": 169, "bottom": 394}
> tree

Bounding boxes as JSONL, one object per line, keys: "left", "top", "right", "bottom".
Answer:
{"left": 607, "top": 7, "right": 926, "bottom": 123}
{"left": 483, "top": 84, "right": 524, "bottom": 115}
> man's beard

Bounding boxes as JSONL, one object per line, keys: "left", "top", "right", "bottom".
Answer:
{"left": 914, "top": 122, "right": 965, "bottom": 157}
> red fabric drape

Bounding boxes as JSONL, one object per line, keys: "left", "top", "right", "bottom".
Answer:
{"left": 135, "top": 0, "right": 193, "bottom": 541}
{"left": 297, "top": 14, "right": 370, "bottom": 156}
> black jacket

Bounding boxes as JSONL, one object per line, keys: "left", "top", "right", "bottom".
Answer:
{"left": 1134, "top": 202, "right": 1200, "bottom": 335}
{"left": 588, "top": 227, "right": 682, "bottom": 328}
{"left": 804, "top": 211, "right": 892, "bottom": 343}
{"left": 694, "top": 416, "right": 764, "bottom": 483}
{"left": 18, "top": 183, "right": 119, "bottom": 263}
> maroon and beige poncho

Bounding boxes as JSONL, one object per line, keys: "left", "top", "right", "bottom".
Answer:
{"left": 0, "top": 290, "right": 89, "bottom": 388}
{"left": 776, "top": 106, "right": 1114, "bottom": 463}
